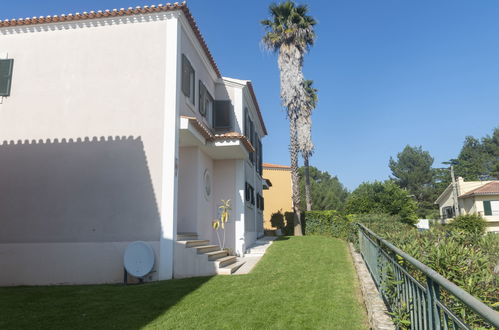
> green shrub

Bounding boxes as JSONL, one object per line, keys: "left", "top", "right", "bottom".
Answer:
{"left": 361, "top": 217, "right": 498, "bottom": 327}
{"left": 269, "top": 211, "right": 295, "bottom": 235}
{"left": 303, "top": 210, "right": 354, "bottom": 239}
{"left": 449, "top": 214, "right": 486, "bottom": 235}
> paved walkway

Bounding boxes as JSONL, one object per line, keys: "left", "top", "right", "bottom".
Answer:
{"left": 234, "top": 236, "right": 277, "bottom": 274}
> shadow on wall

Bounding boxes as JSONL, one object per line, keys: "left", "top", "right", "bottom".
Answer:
{"left": 0, "top": 136, "right": 161, "bottom": 244}
{"left": 270, "top": 210, "right": 295, "bottom": 236}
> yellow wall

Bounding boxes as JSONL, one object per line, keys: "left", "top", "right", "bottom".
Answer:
{"left": 262, "top": 164, "right": 293, "bottom": 229}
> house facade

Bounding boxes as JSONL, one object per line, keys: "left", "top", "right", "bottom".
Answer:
{"left": 435, "top": 178, "right": 499, "bottom": 232}
{"left": 0, "top": 3, "right": 266, "bottom": 286}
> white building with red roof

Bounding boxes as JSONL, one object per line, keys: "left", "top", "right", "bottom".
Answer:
{"left": 0, "top": 2, "right": 266, "bottom": 285}
{"left": 435, "top": 178, "right": 499, "bottom": 232}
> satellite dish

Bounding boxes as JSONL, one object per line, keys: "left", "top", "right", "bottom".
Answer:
{"left": 124, "top": 241, "right": 155, "bottom": 278}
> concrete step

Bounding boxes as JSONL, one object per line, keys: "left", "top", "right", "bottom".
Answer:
{"left": 215, "top": 255, "right": 237, "bottom": 268}
{"left": 205, "top": 250, "right": 228, "bottom": 261}
{"left": 177, "top": 232, "right": 199, "bottom": 241}
{"left": 183, "top": 240, "right": 210, "bottom": 248}
{"left": 195, "top": 245, "right": 219, "bottom": 254}
{"left": 218, "top": 261, "right": 246, "bottom": 275}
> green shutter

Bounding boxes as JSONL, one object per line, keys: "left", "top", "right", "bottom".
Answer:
{"left": 198, "top": 81, "right": 206, "bottom": 116}
{"left": 181, "top": 55, "right": 190, "bottom": 97}
{"left": 483, "top": 201, "right": 492, "bottom": 216}
{"left": 0, "top": 59, "right": 14, "bottom": 96}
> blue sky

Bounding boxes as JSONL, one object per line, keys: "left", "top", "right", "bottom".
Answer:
{"left": 2, "top": 1, "right": 498, "bottom": 190}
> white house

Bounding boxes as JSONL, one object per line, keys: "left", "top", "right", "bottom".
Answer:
{"left": 0, "top": 2, "right": 267, "bottom": 286}
{"left": 435, "top": 178, "right": 499, "bottom": 232}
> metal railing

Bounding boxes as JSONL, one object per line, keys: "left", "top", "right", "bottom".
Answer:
{"left": 357, "top": 223, "right": 499, "bottom": 329}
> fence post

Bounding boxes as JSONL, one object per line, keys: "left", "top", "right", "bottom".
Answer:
{"left": 426, "top": 277, "right": 441, "bottom": 328}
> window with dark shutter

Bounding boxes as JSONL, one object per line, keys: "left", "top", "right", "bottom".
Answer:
{"left": 261, "top": 196, "right": 264, "bottom": 211}
{"left": 198, "top": 81, "right": 212, "bottom": 119}
{"left": 181, "top": 55, "right": 195, "bottom": 104}
{"left": 259, "top": 138, "right": 263, "bottom": 174}
{"left": 484, "top": 201, "right": 492, "bottom": 216}
{"left": 245, "top": 182, "right": 250, "bottom": 202}
{"left": 0, "top": 59, "right": 14, "bottom": 97}
{"left": 250, "top": 186, "right": 255, "bottom": 205}
{"left": 213, "top": 100, "right": 232, "bottom": 133}
{"left": 249, "top": 119, "right": 255, "bottom": 163}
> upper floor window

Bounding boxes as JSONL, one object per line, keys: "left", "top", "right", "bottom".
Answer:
{"left": 199, "top": 81, "right": 213, "bottom": 120}
{"left": 0, "top": 59, "right": 14, "bottom": 97}
{"left": 181, "top": 55, "right": 195, "bottom": 105}
{"left": 213, "top": 100, "right": 233, "bottom": 133}
{"left": 244, "top": 108, "right": 255, "bottom": 164}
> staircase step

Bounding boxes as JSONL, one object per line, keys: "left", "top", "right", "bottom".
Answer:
{"left": 218, "top": 261, "right": 246, "bottom": 275}
{"left": 205, "top": 250, "right": 228, "bottom": 261}
{"left": 195, "top": 245, "right": 219, "bottom": 254}
{"left": 177, "top": 232, "right": 198, "bottom": 240}
{"left": 183, "top": 240, "right": 210, "bottom": 248}
{"left": 215, "top": 255, "right": 237, "bottom": 268}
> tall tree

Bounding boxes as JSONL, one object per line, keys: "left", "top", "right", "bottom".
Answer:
{"left": 389, "top": 145, "right": 435, "bottom": 217}
{"left": 454, "top": 128, "right": 499, "bottom": 180}
{"left": 297, "top": 80, "right": 318, "bottom": 211}
{"left": 262, "top": 1, "right": 316, "bottom": 235}
{"left": 345, "top": 180, "right": 418, "bottom": 225}
{"left": 298, "top": 166, "right": 349, "bottom": 211}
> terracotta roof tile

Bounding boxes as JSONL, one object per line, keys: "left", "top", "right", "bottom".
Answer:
{"left": 0, "top": 2, "right": 221, "bottom": 78}
{"left": 263, "top": 163, "right": 291, "bottom": 170}
{"left": 459, "top": 181, "right": 499, "bottom": 198}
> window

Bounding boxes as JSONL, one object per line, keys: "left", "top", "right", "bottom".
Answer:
{"left": 245, "top": 182, "right": 255, "bottom": 205}
{"left": 213, "top": 100, "right": 232, "bottom": 133}
{"left": 483, "top": 200, "right": 499, "bottom": 216}
{"left": 198, "top": 81, "right": 213, "bottom": 119}
{"left": 256, "top": 193, "right": 264, "bottom": 211}
{"left": 442, "top": 206, "right": 454, "bottom": 219}
{"left": 0, "top": 59, "right": 14, "bottom": 97}
{"left": 181, "top": 55, "right": 195, "bottom": 105}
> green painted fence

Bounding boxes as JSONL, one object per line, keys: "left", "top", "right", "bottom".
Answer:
{"left": 358, "top": 223, "right": 499, "bottom": 329}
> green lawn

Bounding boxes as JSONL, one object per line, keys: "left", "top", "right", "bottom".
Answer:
{"left": 0, "top": 236, "right": 368, "bottom": 329}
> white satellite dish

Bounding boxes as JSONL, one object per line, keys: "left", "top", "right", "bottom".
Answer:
{"left": 124, "top": 241, "right": 155, "bottom": 278}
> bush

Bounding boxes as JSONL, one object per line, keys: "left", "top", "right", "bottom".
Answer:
{"left": 449, "top": 214, "right": 486, "bottom": 235}
{"left": 303, "top": 210, "right": 354, "bottom": 239}
{"left": 361, "top": 217, "right": 498, "bottom": 327}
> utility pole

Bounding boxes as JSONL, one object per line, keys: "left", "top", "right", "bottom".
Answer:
{"left": 450, "top": 165, "right": 460, "bottom": 217}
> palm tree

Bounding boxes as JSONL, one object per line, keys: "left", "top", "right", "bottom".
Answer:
{"left": 262, "top": 1, "right": 316, "bottom": 235}
{"left": 297, "top": 80, "right": 318, "bottom": 211}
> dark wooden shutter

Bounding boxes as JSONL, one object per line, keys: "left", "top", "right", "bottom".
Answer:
{"left": 213, "top": 100, "right": 233, "bottom": 132}
{"left": 0, "top": 59, "right": 14, "bottom": 97}
{"left": 483, "top": 201, "right": 492, "bottom": 216}
{"left": 199, "top": 81, "right": 206, "bottom": 116}
{"left": 258, "top": 139, "right": 263, "bottom": 176}
{"left": 181, "top": 55, "right": 190, "bottom": 97}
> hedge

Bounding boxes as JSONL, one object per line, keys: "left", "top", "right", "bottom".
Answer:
{"left": 303, "top": 210, "right": 354, "bottom": 240}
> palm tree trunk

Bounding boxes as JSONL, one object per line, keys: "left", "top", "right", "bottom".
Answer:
{"left": 304, "top": 156, "right": 312, "bottom": 211}
{"left": 289, "top": 117, "right": 303, "bottom": 236}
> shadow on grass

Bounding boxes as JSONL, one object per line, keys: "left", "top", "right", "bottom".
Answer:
{"left": 0, "top": 276, "right": 213, "bottom": 329}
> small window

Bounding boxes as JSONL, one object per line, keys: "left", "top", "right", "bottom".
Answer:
{"left": 181, "top": 55, "right": 195, "bottom": 105}
{"left": 0, "top": 59, "right": 14, "bottom": 97}
{"left": 199, "top": 81, "right": 213, "bottom": 119}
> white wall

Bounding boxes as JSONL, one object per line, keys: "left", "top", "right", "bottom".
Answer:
{"left": 0, "top": 13, "right": 179, "bottom": 285}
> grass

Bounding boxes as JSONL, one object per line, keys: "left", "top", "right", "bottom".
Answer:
{"left": 0, "top": 236, "right": 368, "bottom": 329}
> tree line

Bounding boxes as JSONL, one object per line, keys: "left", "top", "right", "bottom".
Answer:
{"left": 300, "top": 127, "right": 499, "bottom": 222}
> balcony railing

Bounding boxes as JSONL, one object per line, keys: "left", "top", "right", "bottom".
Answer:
{"left": 357, "top": 223, "right": 499, "bottom": 329}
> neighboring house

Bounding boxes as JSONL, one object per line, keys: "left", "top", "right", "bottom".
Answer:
{"left": 0, "top": 3, "right": 266, "bottom": 286}
{"left": 262, "top": 163, "right": 293, "bottom": 231}
{"left": 435, "top": 178, "right": 499, "bottom": 232}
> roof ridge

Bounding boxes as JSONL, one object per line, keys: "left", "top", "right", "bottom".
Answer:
{"left": 459, "top": 181, "right": 499, "bottom": 198}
